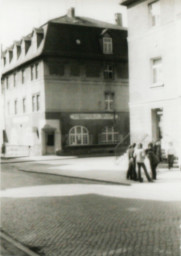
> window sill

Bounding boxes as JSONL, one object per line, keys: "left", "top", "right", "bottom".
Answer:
{"left": 150, "top": 83, "right": 164, "bottom": 88}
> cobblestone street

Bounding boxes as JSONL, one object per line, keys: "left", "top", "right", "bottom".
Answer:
{"left": 1, "top": 164, "right": 181, "bottom": 256}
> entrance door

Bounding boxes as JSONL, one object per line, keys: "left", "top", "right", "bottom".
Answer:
{"left": 46, "top": 132, "right": 55, "bottom": 154}
{"left": 152, "top": 108, "right": 163, "bottom": 141}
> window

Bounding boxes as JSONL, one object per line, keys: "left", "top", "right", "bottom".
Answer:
{"left": 99, "top": 126, "right": 119, "bottom": 144}
{"left": 103, "top": 37, "right": 113, "bottom": 54}
{"left": 35, "top": 63, "right": 38, "bottom": 79}
{"left": 105, "top": 93, "right": 114, "bottom": 111}
{"left": 3, "top": 57, "right": 6, "bottom": 66}
{"left": 36, "top": 94, "right": 40, "bottom": 111}
{"left": 6, "top": 77, "right": 9, "bottom": 89}
{"left": 152, "top": 58, "right": 163, "bottom": 85}
{"left": 22, "top": 69, "right": 25, "bottom": 84}
{"left": 14, "top": 100, "right": 17, "bottom": 115}
{"left": 104, "top": 64, "right": 114, "bottom": 79}
{"left": 13, "top": 73, "right": 16, "bottom": 87}
{"left": 31, "top": 66, "right": 34, "bottom": 80}
{"left": 32, "top": 94, "right": 40, "bottom": 112}
{"left": 32, "top": 96, "right": 36, "bottom": 112}
{"left": 7, "top": 102, "right": 10, "bottom": 115}
{"left": 22, "top": 98, "right": 26, "bottom": 113}
{"left": 148, "top": 1, "right": 160, "bottom": 27}
{"left": 69, "top": 126, "right": 89, "bottom": 146}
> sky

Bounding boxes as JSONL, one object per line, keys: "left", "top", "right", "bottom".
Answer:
{"left": 0, "top": 0, "right": 127, "bottom": 50}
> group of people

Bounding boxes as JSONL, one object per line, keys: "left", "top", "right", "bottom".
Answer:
{"left": 126, "top": 142, "right": 161, "bottom": 182}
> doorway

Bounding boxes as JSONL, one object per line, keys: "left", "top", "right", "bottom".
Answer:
{"left": 151, "top": 108, "right": 163, "bottom": 141}
{"left": 46, "top": 132, "right": 55, "bottom": 154}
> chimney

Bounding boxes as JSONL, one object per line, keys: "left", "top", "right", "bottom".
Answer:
{"left": 67, "top": 7, "right": 75, "bottom": 18}
{"left": 115, "top": 13, "right": 123, "bottom": 26}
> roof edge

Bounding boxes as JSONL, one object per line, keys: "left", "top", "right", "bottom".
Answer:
{"left": 120, "top": 0, "right": 146, "bottom": 7}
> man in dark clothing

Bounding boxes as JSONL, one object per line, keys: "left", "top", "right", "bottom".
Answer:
{"left": 126, "top": 143, "right": 137, "bottom": 180}
{"left": 146, "top": 143, "right": 159, "bottom": 180}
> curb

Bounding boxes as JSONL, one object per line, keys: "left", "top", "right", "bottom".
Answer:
{"left": 18, "top": 168, "right": 131, "bottom": 186}
{"left": 0, "top": 230, "right": 40, "bottom": 256}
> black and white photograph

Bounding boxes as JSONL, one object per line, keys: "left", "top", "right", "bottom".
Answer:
{"left": 0, "top": 0, "right": 181, "bottom": 255}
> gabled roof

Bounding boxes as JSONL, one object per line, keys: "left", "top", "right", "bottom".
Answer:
{"left": 48, "top": 14, "right": 125, "bottom": 30}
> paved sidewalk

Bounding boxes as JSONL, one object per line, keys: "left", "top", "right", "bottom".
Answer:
{"left": 1, "top": 154, "right": 180, "bottom": 186}
{"left": 3, "top": 155, "right": 129, "bottom": 185}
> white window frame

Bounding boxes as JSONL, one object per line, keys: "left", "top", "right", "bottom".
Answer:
{"left": 148, "top": 1, "right": 160, "bottom": 27}
{"left": 152, "top": 57, "right": 163, "bottom": 86}
{"left": 32, "top": 94, "right": 40, "bottom": 112}
{"left": 103, "top": 37, "right": 113, "bottom": 54}
{"left": 22, "top": 98, "right": 26, "bottom": 113}
{"left": 104, "top": 64, "right": 114, "bottom": 79}
{"left": 69, "top": 126, "right": 89, "bottom": 146}
{"left": 14, "top": 100, "right": 18, "bottom": 115}
{"left": 105, "top": 93, "right": 114, "bottom": 111}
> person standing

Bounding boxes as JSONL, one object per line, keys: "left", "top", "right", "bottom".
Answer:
{"left": 167, "top": 142, "right": 175, "bottom": 169}
{"left": 134, "top": 143, "right": 152, "bottom": 182}
{"left": 146, "top": 143, "right": 159, "bottom": 180}
{"left": 126, "top": 143, "right": 137, "bottom": 180}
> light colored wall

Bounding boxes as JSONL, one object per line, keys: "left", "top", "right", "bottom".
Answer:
{"left": 44, "top": 61, "right": 129, "bottom": 113}
{"left": 2, "top": 60, "right": 45, "bottom": 150}
{"left": 127, "top": 0, "right": 181, "bottom": 157}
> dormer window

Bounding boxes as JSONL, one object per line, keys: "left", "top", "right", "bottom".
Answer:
{"left": 103, "top": 37, "right": 113, "bottom": 54}
{"left": 9, "top": 51, "right": 13, "bottom": 62}
{"left": 3, "top": 57, "right": 6, "bottom": 66}
{"left": 16, "top": 45, "right": 21, "bottom": 58}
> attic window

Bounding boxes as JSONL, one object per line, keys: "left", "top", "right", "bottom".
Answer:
{"left": 103, "top": 36, "right": 113, "bottom": 54}
{"left": 9, "top": 51, "right": 13, "bottom": 62}
{"left": 3, "top": 57, "right": 6, "bottom": 66}
{"left": 25, "top": 40, "right": 31, "bottom": 53}
{"left": 16, "top": 45, "right": 21, "bottom": 58}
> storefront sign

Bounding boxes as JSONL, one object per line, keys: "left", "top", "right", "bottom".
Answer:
{"left": 70, "top": 113, "right": 118, "bottom": 120}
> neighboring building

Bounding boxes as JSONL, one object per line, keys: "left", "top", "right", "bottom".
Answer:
{"left": 0, "top": 8, "right": 129, "bottom": 156}
{"left": 121, "top": 0, "right": 181, "bottom": 160}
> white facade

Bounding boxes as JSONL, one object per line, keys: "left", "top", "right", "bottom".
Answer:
{"left": 122, "top": 0, "right": 181, "bottom": 160}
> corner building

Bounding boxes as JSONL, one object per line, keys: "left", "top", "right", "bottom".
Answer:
{"left": 1, "top": 9, "right": 129, "bottom": 156}
{"left": 121, "top": 0, "right": 181, "bottom": 159}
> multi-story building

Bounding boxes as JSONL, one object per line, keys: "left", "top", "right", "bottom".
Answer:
{"left": 1, "top": 8, "right": 129, "bottom": 156}
{"left": 121, "top": 0, "right": 181, "bottom": 160}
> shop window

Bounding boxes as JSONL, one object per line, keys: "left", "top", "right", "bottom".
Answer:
{"left": 69, "top": 126, "right": 89, "bottom": 146}
{"left": 148, "top": 1, "right": 160, "bottom": 27}
{"left": 99, "top": 126, "right": 119, "bottom": 144}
